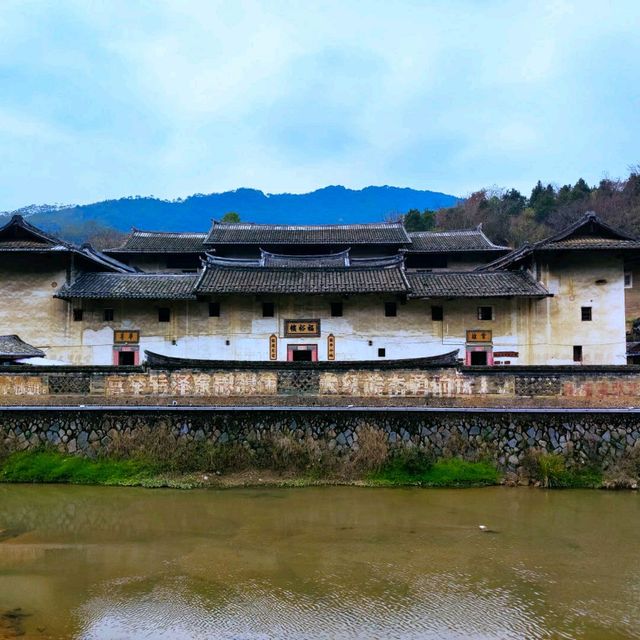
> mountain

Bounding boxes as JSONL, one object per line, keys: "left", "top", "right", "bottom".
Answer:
{"left": 1, "top": 186, "right": 459, "bottom": 240}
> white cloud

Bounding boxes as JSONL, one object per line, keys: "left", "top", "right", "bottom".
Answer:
{"left": 0, "top": 0, "right": 639, "bottom": 209}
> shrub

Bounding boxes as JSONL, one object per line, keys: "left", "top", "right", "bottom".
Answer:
{"left": 524, "top": 450, "right": 602, "bottom": 488}
{"left": 350, "top": 426, "right": 389, "bottom": 474}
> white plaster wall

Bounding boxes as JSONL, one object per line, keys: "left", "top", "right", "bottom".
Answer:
{"left": 530, "top": 254, "right": 627, "bottom": 364}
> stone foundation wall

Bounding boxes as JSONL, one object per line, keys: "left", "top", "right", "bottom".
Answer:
{"left": 1, "top": 408, "right": 639, "bottom": 470}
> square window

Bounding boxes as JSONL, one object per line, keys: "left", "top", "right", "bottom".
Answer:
{"left": 209, "top": 302, "right": 220, "bottom": 317}
{"left": 158, "top": 307, "right": 171, "bottom": 323}
{"left": 331, "top": 302, "right": 343, "bottom": 317}
{"left": 581, "top": 306, "right": 592, "bottom": 321}
{"left": 262, "top": 302, "right": 275, "bottom": 318}
{"left": 625, "top": 272, "right": 633, "bottom": 288}
{"left": 477, "top": 306, "right": 493, "bottom": 321}
{"left": 431, "top": 305, "right": 443, "bottom": 321}
{"left": 573, "top": 345, "right": 583, "bottom": 362}
{"left": 384, "top": 302, "right": 397, "bottom": 317}
{"left": 378, "top": 348, "right": 386, "bottom": 357}
{"left": 103, "top": 308, "right": 114, "bottom": 322}
{"left": 73, "top": 308, "right": 83, "bottom": 322}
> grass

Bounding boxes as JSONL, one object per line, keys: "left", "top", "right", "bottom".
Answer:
{"left": 0, "top": 451, "right": 157, "bottom": 485}
{"left": 369, "top": 455, "right": 502, "bottom": 487}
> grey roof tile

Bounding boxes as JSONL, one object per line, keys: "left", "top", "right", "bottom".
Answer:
{"left": 407, "top": 227, "right": 509, "bottom": 253}
{"left": 56, "top": 273, "right": 198, "bottom": 300}
{"left": 196, "top": 265, "right": 410, "bottom": 295}
{"left": 108, "top": 229, "right": 208, "bottom": 253}
{"left": 0, "top": 335, "right": 45, "bottom": 359}
{"left": 205, "top": 222, "right": 411, "bottom": 245}
{"left": 408, "top": 270, "right": 549, "bottom": 298}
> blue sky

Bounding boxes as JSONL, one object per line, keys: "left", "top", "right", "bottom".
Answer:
{"left": 1, "top": 0, "right": 639, "bottom": 210}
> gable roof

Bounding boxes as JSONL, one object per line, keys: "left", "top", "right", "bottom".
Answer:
{"left": 0, "top": 335, "right": 45, "bottom": 360}
{"left": 407, "top": 226, "right": 509, "bottom": 253}
{"left": 408, "top": 270, "right": 549, "bottom": 298}
{"left": 480, "top": 212, "right": 640, "bottom": 271}
{"left": 56, "top": 273, "right": 198, "bottom": 300}
{"left": 204, "top": 221, "right": 411, "bottom": 245}
{"left": 0, "top": 214, "right": 72, "bottom": 251}
{"left": 0, "top": 215, "right": 135, "bottom": 272}
{"left": 107, "top": 229, "right": 208, "bottom": 254}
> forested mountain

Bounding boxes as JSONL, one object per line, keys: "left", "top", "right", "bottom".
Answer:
{"left": 0, "top": 186, "right": 458, "bottom": 245}
{"left": 402, "top": 168, "right": 640, "bottom": 247}
{"left": 3, "top": 171, "right": 639, "bottom": 249}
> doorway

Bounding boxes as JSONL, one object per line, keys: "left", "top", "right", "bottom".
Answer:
{"left": 118, "top": 351, "right": 135, "bottom": 366}
{"left": 470, "top": 351, "right": 488, "bottom": 366}
{"left": 466, "top": 346, "right": 493, "bottom": 366}
{"left": 113, "top": 346, "right": 140, "bottom": 366}
{"left": 287, "top": 344, "right": 318, "bottom": 362}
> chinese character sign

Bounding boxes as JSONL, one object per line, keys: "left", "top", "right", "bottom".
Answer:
{"left": 284, "top": 320, "right": 321, "bottom": 337}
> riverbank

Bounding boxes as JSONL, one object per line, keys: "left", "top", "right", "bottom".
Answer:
{"left": 1, "top": 447, "right": 636, "bottom": 489}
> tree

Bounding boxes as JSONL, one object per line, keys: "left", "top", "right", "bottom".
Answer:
{"left": 221, "top": 211, "right": 241, "bottom": 223}
{"left": 403, "top": 209, "right": 435, "bottom": 231}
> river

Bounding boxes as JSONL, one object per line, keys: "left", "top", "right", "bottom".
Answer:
{"left": 0, "top": 485, "right": 639, "bottom": 639}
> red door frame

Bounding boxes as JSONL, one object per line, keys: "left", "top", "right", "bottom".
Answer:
{"left": 287, "top": 344, "right": 318, "bottom": 362}
{"left": 112, "top": 346, "right": 140, "bottom": 365}
{"left": 465, "top": 345, "right": 493, "bottom": 366}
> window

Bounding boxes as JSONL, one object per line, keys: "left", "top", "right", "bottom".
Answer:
{"left": 158, "top": 307, "right": 171, "bottom": 323}
{"left": 331, "top": 302, "right": 343, "bottom": 317}
{"left": 477, "top": 306, "right": 493, "bottom": 321}
{"left": 384, "top": 302, "right": 397, "bottom": 317}
{"left": 208, "top": 302, "right": 220, "bottom": 317}
{"left": 72, "top": 308, "right": 83, "bottom": 322}
{"left": 581, "top": 306, "right": 592, "bottom": 321}
{"left": 573, "top": 345, "right": 583, "bottom": 363}
{"left": 470, "top": 351, "right": 488, "bottom": 366}
{"left": 431, "top": 305, "right": 443, "bottom": 321}
{"left": 262, "top": 302, "right": 275, "bottom": 318}
{"left": 625, "top": 271, "right": 633, "bottom": 288}
{"left": 103, "top": 308, "right": 114, "bottom": 322}
{"left": 378, "top": 348, "right": 386, "bottom": 357}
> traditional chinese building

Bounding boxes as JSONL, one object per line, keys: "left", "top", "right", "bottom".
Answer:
{"left": 0, "top": 212, "right": 638, "bottom": 366}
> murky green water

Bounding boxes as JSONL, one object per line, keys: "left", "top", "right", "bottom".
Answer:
{"left": 0, "top": 485, "right": 639, "bottom": 639}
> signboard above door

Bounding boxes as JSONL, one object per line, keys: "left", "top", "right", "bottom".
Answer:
{"left": 466, "top": 329, "right": 492, "bottom": 343}
{"left": 284, "top": 319, "right": 321, "bottom": 337}
{"left": 114, "top": 330, "right": 140, "bottom": 344}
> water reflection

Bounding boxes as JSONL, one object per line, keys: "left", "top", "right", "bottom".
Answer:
{"left": 0, "top": 486, "right": 638, "bottom": 639}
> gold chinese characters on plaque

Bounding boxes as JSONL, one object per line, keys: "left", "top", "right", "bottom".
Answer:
{"left": 466, "top": 329, "right": 492, "bottom": 343}
{"left": 269, "top": 334, "right": 277, "bottom": 360}
{"left": 327, "top": 334, "right": 336, "bottom": 360}
{"left": 284, "top": 319, "right": 321, "bottom": 337}
{"left": 114, "top": 330, "right": 140, "bottom": 344}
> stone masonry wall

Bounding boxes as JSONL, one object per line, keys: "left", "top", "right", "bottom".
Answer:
{"left": 1, "top": 408, "right": 639, "bottom": 470}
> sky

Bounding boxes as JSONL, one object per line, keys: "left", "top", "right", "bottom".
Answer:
{"left": 0, "top": 0, "right": 639, "bottom": 211}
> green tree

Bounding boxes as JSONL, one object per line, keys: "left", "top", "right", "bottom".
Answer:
{"left": 221, "top": 211, "right": 241, "bottom": 223}
{"left": 570, "top": 178, "right": 591, "bottom": 201}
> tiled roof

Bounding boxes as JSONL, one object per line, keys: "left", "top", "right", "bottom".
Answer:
{"left": 0, "top": 335, "right": 45, "bottom": 359}
{"left": 204, "top": 221, "right": 411, "bottom": 245}
{"left": 108, "top": 229, "right": 208, "bottom": 253}
{"left": 261, "top": 249, "right": 350, "bottom": 267}
{"left": 407, "top": 227, "right": 509, "bottom": 253}
{"left": 56, "top": 273, "right": 198, "bottom": 300}
{"left": 196, "top": 265, "right": 410, "bottom": 295}
{"left": 408, "top": 270, "right": 549, "bottom": 298}
{"left": 480, "top": 212, "right": 640, "bottom": 271}
{"left": 0, "top": 215, "right": 134, "bottom": 272}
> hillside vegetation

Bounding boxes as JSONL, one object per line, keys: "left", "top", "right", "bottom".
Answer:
{"left": 403, "top": 168, "right": 640, "bottom": 246}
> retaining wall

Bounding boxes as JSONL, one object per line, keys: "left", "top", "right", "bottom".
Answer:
{"left": 1, "top": 408, "right": 639, "bottom": 470}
